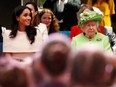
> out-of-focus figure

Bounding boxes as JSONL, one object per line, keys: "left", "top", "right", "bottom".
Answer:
{"left": 39, "top": 8, "right": 60, "bottom": 35}
{"left": 87, "top": 0, "right": 115, "bottom": 27}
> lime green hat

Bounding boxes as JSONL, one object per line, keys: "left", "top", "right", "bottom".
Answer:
{"left": 79, "top": 11, "right": 103, "bottom": 28}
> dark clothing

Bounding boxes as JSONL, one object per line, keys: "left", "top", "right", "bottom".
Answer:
{"left": 43, "top": 0, "right": 81, "bottom": 31}
{"left": 111, "top": 0, "right": 116, "bottom": 33}
{"left": 111, "top": 0, "right": 116, "bottom": 22}
{"left": 39, "top": 81, "right": 68, "bottom": 87}
{"left": 0, "top": 25, "right": 3, "bottom": 53}
{"left": 0, "top": 25, "right": 3, "bottom": 42}
{"left": 43, "top": 0, "right": 57, "bottom": 11}
{"left": 62, "top": 2, "right": 80, "bottom": 31}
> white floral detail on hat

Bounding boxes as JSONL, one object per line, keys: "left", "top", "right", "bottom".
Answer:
{"left": 79, "top": 11, "right": 103, "bottom": 28}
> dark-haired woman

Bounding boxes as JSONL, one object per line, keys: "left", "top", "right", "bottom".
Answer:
{"left": 3, "top": 6, "right": 44, "bottom": 61}
{"left": 25, "top": 2, "right": 48, "bottom": 43}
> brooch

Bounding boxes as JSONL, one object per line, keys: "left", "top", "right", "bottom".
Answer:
{"left": 96, "top": 38, "right": 102, "bottom": 41}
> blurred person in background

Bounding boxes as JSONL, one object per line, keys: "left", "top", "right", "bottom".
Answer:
{"left": 87, "top": 0, "right": 115, "bottom": 27}
{"left": 39, "top": 8, "right": 60, "bottom": 35}
{"left": 111, "top": 0, "right": 116, "bottom": 33}
{"left": 0, "top": 58, "right": 36, "bottom": 87}
{"left": 43, "top": 0, "right": 81, "bottom": 31}
{"left": 0, "top": 25, "right": 3, "bottom": 54}
{"left": 70, "top": 45, "right": 116, "bottom": 87}
{"left": 34, "top": 33, "right": 72, "bottom": 87}
{"left": 25, "top": 2, "right": 48, "bottom": 43}
{"left": 43, "top": 0, "right": 57, "bottom": 11}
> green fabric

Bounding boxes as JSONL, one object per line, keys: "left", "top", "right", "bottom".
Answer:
{"left": 79, "top": 11, "right": 103, "bottom": 28}
{"left": 71, "top": 32, "right": 112, "bottom": 53}
{"left": 38, "top": 0, "right": 46, "bottom": 7}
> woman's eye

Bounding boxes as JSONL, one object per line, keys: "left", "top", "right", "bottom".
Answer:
{"left": 48, "top": 17, "right": 52, "bottom": 20}
{"left": 87, "top": 24, "right": 90, "bottom": 26}
{"left": 24, "top": 13, "right": 28, "bottom": 17}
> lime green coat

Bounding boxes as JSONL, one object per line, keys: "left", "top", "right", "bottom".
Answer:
{"left": 71, "top": 32, "right": 112, "bottom": 53}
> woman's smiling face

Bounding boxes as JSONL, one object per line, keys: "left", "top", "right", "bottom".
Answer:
{"left": 40, "top": 12, "right": 52, "bottom": 28}
{"left": 16, "top": 8, "right": 31, "bottom": 27}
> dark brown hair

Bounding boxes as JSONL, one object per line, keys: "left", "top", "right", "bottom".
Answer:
{"left": 0, "top": 59, "right": 29, "bottom": 87}
{"left": 71, "top": 50, "right": 113, "bottom": 87}
{"left": 10, "top": 5, "right": 37, "bottom": 44}
{"left": 25, "top": 2, "right": 40, "bottom": 26}
{"left": 41, "top": 40, "right": 70, "bottom": 76}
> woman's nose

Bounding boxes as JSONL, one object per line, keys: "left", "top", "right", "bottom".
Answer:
{"left": 27, "top": 16, "right": 31, "bottom": 20}
{"left": 89, "top": 26, "right": 92, "bottom": 29}
{"left": 46, "top": 19, "right": 50, "bottom": 21}
{"left": 89, "top": 25, "right": 94, "bottom": 29}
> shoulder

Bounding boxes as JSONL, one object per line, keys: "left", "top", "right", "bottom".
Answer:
{"left": 4, "top": 29, "right": 11, "bottom": 35}
{"left": 96, "top": 33, "right": 110, "bottom": 42}
{"left": 71, "top": 25, "right": 82, "bottom": 32}
{"left": 38, "top": 23, "right": 46, "bottom": 27}
{"left": 1, "top": 27, "right": 6, "bottom": 32}
{"left": 71, "top": 25, "right": 78, "bottom": 29}
{"left": 72, "top": 33, "right": 83, "bottom": 40}
{"left": 3, "top": 30, "right": 11, "bottom": 42}
{"left": 97, "top": 32, "right": 108, "bottom": 38}
{"left": 37, "top": 23, "right": 47, "bottom": 31}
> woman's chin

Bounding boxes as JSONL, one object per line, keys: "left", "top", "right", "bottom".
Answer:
{"left": 87, "top": 34, "right": 95, "bottom": 38}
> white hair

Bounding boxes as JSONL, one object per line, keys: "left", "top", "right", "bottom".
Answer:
{"left": 81, "top": 21, "right": 100, "bottom": 30}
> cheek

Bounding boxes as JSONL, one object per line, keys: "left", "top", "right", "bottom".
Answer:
{"left": 95, "top": 26, "right": 98, "bottom": 31}
{"left": 48, "top": 20, "right": 52, "bottom": 24}
{"left": 82, "top": 27, "right": 87, "bottom": 32}
{"left": 41, "top": 18, "right": 45, "bottom": 23}
{"left": 85, "top": 29, "right": 89, "bottom": 33}
{"left": 18, "top": 18, "right": 23, "bottom": 23}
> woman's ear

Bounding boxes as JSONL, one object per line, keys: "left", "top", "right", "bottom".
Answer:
{"left": 16, "top": 16, "right": 19, "bottom": 21}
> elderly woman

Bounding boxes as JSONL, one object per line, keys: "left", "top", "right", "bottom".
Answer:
{"left": 71, "top": 11, "right": 112, "bottom": 53}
